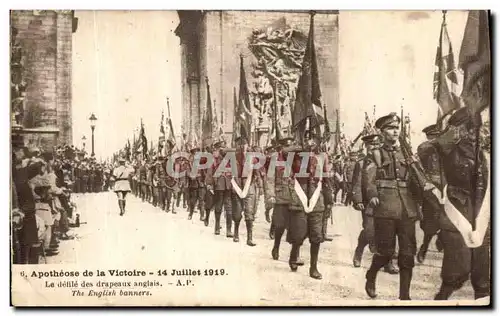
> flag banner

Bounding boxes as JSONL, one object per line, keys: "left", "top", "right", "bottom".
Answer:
{"left": 293, "top": 13, "right": 324, "bottom": 142}
{"left": 433, "top": 13, "right": 461, "bottom": 121}
{"left": 459, "top": 10, "right": 491, "bottom": 114}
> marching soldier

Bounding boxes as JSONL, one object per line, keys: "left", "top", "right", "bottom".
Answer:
{"left": 432, "top": 107, "right": 490, "bottom": 300}
{"left": 146, "top": 160, "right": 154, "bottom": 203}
{"left": 231, "top": 134, "right": 263, "bottom": 246}
{"left": 152, "top": 156, "right": 160, "bottom": 208}
{"left": 343, "top": 153, "right": 357, "bottom": 206}
{"left": 187, "top": 144, "right": 205, "bottom": 220}
{"left": 363, "top": 113, "right": 424, "bottom": 300}
{"left": 416, "top": 124, "right": 444, "bottom": 263}
{"left": 112, "top": 156, "right": 135, "bottom": 216}
{"left": 286, "top": 134, "right": 333, "bottom": 279}
{"left": 139, "top": 160, "right": 147, "bottom": 202}
{"left": 175, "top": 158, "right": 189, "bottom": 210}
{"left": 266, "top": 137, "right": 295, "bottom": 260}
{"left": 351, "top": 134, "right": 380, "bottom": 267}
{"left": 205, "top": 139, "right": 233, "bottom": 236}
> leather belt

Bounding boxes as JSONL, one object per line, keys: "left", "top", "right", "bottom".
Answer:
{"left": 376, "top": 179, "right": 408, "bottom": 188}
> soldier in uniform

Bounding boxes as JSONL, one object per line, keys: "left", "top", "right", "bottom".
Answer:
{"left": 152, "top": 156, "right": 160, "bottom": 208}
{"left": 432, "top": 107, "right": 490, "bottom": 300}
{"left": 264, "top": 142, "right": 277, "bottom": 240}
{"left": 146, "top": 159, "right": 154, "bottom": 204}
{"left": 231, "top": 134, "right": 263, "bottom": 246}
{"left": 351, "top": 134, "right": 380, "bottom": 267}
{"left": 187, "top": 144, "right": 205, "bottom": 220}
{"left": 175, "top": 157, "right": 189, "bottom": 210}
{"left": 266, "top": 137, "right": 294, "bottom": 259}
{"left": 138, "top": 160, "right": 147, "bottom": 202}
{"left": 416, "top": 124, "right": 444, "bottom": 263}
{"left": 343, "top": 153, "right": 357, "bottom": 206}
{"left": 112, "top": 156, "right": 135, "bottom": 216}
{"left": 286, "top": 134, "right": 333, "bottom": 279}
{"left": 205, "top": 139, "right": 234, "bottom": 236}
{"left": 363, "top": 113, "right": 424, "bottom": 300}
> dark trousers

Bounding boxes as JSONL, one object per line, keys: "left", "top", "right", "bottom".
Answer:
{"left": 439, "top": 228, "right": 490, "bottom": 297}
{"left": 288, "top": 210, "right": 325, "bottom": 246}
{"left": 373, "top": 217, "right": 416, "bottom": 270}
{"left": 214, "top": 190, "right": 232, "bottom": 216}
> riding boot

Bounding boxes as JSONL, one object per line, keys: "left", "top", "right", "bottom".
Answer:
{"left": 214, "top": 213, "right": 221, "bottom": 235}
{"left": 323, "top": 220, "right": 333, "bottom": 241}
{"left": 233, "top": 220, "right": 240, "bottom": 242}
{"left": 272, "top": 227, "right": 284, "bottom": 260}
{"left": 226, "top": 215, "right": 233, "bottom": 238}
{"left": 365, "top": 254, "right": 388, "bottom": 298}
{"left": 417, "top": 234, "right": 432, "bottom": 263}
{"left": 118, "top": 200, "right": 124, "bottom": 216}
{"left": 188, "top": 205, "right": 193, "bottom": 220}
{"left": 353, "top": 230, "right": 367, "bottom": 267}
{"left": 309, "top": 243, "right": 322, "bottom": 279}
{"left": 434, "top": 284, "right": 455, "bottom": 300}
{"left": 204, "top": 209, "right": 211, "bottom": 227}
{"left": 199, "top": 207, "right": 205, "bottom": 221}
{"left": 246, "top": 220, "right": 256, "bottom": 246}
{"left": 399, "top": 268, "right": 413, "bottom": 300}
{"left": 296, "top": 247, "right": 305, "bottom": 266}
{"left": 176, "top": 193, "right": 181, "bottom": 207}
{"left": 288, "top": 244, "right": 300, "bottom": 272}
{"left": 269, "top": 222, "right": 275, "bottom": 240}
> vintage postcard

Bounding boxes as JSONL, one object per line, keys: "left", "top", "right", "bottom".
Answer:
{"left": 10, "top": 10, "right": 491, "bottom": 306}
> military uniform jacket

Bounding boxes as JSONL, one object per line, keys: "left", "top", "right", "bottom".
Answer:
{"left": 364, "top": 143, "right": 421, "bottom": 220}
{"left": 138, "top": 165, "right": 147, "bottom": 184}
{"left": 417, "top": 141, "right": 442, "bottom": 187}
{"left": 438, "top": 140, "right": 488, "bottom": 232}
{"left": 187, "top": 155, "right": 206, "bottom": 188}
{"left": 205, "top": 151, "right": 232, "bottom": 191}
{"left": 231, "top": 149, "right": 263, "bottom": 190}
{"left": 287, "top": 150, "right": 333, "bottom": 212}
{"left": 264, "top": 149, "right": 292, "bottom": 205}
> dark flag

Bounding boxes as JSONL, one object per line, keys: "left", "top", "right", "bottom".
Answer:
{"left": 293, "top": 12, "right": 324, "bottom": 145}
{"left": 236, "top": 55, "right": 253, "bottom": 143}
{"left": 232, "top": 87, "right": 238, "bottom": 147}
{"left": 158, "top": 110, "right": 165, "bottom": 153}
{"left": 333, "top": 109, "right": 342, "bottom": 156}
{"left": 125, "top": 139, "right": 131, "bottom": 161}
{"left": 202, "top": 77, "right": 214, "bottom": 148}
{"left": 139, "top": 119, "right": 148, "bottom": 159}
{"left": 459, "top": 10, "right": 491, "bottom": 114}
{"left": 433, "top": 11, "right": 461, "bottom": 122}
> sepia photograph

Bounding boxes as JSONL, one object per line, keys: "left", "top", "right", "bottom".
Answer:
{"left": 9, "top": 9, "right": 491, "bottom": 306}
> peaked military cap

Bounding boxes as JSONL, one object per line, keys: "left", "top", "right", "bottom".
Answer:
{"left": 375, "top": 112, "right": 401, "bottom": 130}
{"left": 361, "top": 134, "right": 381, "bottom": 144}
{"left": 213, "top": 139, "right": 227, "bottom": 149}
{"left": 447, "top": 107, "right": 477, "bottom": 127}
{"left": 422, "top": 124, "right": 440, "bottom": 136}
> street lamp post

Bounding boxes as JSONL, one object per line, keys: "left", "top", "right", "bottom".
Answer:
{"left": 89, "top": 113, "right": 97, "bottom": 157}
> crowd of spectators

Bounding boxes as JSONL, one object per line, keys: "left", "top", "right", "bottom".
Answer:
{"left": 11, "top": 135, "right": 112, "bottom": 264}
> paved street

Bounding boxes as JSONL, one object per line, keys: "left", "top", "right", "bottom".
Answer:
{"left": 50, "top": 191, "right": 475, "bottom": 304}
